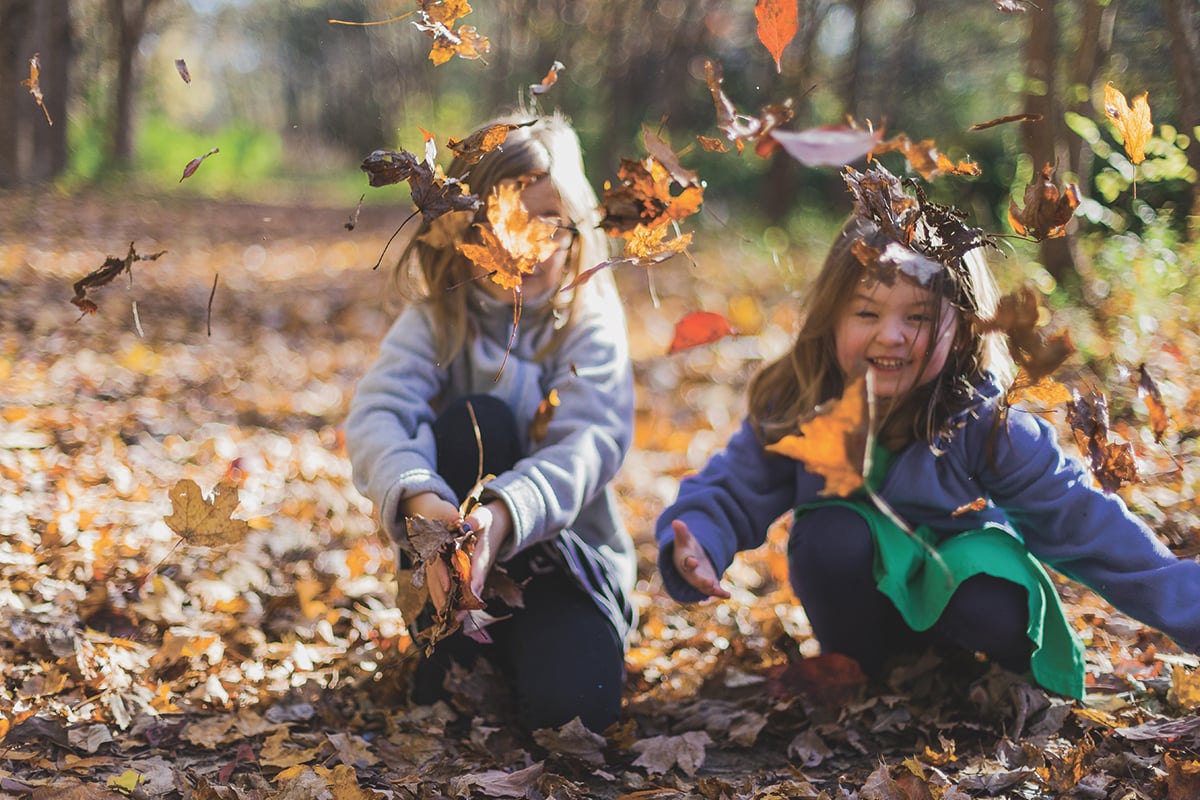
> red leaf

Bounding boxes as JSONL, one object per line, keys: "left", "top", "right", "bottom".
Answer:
{"left": 755, "top": 0, "right": 799, "bottom": 73}
{"left": 668, "top": 311, "right": 736, "bottom": 354}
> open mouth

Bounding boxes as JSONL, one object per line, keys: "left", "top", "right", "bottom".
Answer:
{"left": 867, "top": 357, "right": 910, "bottom": 372}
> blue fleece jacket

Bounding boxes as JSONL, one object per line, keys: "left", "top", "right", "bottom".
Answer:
{"left": 656, "top": 378, "right": 1200, "bottom": 654}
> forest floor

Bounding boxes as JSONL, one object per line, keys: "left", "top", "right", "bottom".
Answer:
{"left": 2, "top": 188, "right": 1200, "bottom": 799}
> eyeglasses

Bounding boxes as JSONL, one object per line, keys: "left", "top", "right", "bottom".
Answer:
{"left": 540, "top": 217, "right": 578, "bottom": 253}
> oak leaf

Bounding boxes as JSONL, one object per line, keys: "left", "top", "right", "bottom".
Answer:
{"left": 1008, "top": 164, "right": 1079, "bottom": 240}
{"left": 668, "top": 311, "right": 737, "bottom": 354}
{"left": 163, "top": 478, "right": 250, "bottom": 548}
{"left": 1104, "top": 82, "right": 1153, "bottom": 165}
{"left": 766, "top": 374, "right": 868, "bottom": 497}
{"left": 755, "top": 0, "right": 799, "bottom": 73}
{"left": 457, "top": 180, "right": 560, "bottom": 290}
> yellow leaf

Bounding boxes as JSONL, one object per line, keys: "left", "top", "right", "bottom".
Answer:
{"left": 163, "top": 478, "right": 250, "bottom": 547}
{"left": 1170, "top": 667, "right": 1200, "bottom": 710}
{"left": 766, "top": 375, "right": 868, "bottom": 497}
{"left": 107, "top": 769, "right": 144, "bottom": 793}
{"left": 1103, "top": 82, "right": 1153, "bottom": 165}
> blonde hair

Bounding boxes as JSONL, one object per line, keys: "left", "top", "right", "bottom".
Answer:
{"left": 748, "top": 217, "right": 1014, "bottom": 448}
{"left": 391, "top": 112, "right": 608, "bottom": 364}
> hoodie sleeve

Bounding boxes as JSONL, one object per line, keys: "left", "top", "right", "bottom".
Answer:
{"left": 655, "top": 419, "right": 810, "bottom": 602}
{"left": 343, "top": 306, "right": 456, "bottom": 545}
{"left": 978, "top": 405, "right": 1200, "bottom": 652}
{"left": 482, "top": 280, "right": 635, "bottom": 558}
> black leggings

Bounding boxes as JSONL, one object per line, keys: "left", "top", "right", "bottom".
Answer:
{"left": 410, "top": 395, "right": 625, "bottom": 733}
{"left": 788, "top": 504, "right": 1032, "bottom": 677}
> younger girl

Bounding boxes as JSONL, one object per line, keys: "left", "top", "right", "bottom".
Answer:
{"left": 346, "top": 113, "right": 635, "bottom": 732}
{"left": 656, "top": 168, "right": 1200, "bottom": 698}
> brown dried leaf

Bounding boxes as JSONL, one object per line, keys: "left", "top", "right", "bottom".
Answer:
{"left": 951, "top": 498, "right": 987, "bottom": 518}
{"left": 70, "top": 242, "right": 167, "bottom": 315}
{"left": 696, "top": 134, "right": 728, "bottom": 153}
{"left": 174, "top": 58, "right": 192, "bottom": 84}
{"left": 642, "top": 126, "right": 699, "bottom": 187}
{"left": 873, "top": 134, "right": 980, "bottom": 180}
{"left": 180, "top": 147, "right": 219, "bottom": 182}
{"left": 766, "top": 374, "right": 868, "bottom": 497}
{"left": 361, "top": 148, "right": 481, "bottom": 222}
{"left": 1066, "top": 390, "right": 1138, "bottom": 493}
{"left": 976, "top": 287, "right": 1075, "bottom": 383}
{"left": 20, "top": 53, "right": 52, "bottom": 126}
{"left": 1008, "top": 164, "right": 1080, "bottom": 240}
{"left": 163, "top": 479, "right": 250, "bottom": 548}
{"left": 1104, "top": 82, "right": 1153, "bottom": 165}
{"left": 563, "top": 223, "right": 693, "bottom": 290}
{"left": 703, "top": 60, "right": 794, "bottom": 156}
{"left": 1006, "top": 372, "right": 1072, "bottom": 407}
{"left": 969, "top": 112, "right": 1042, "bottom": 131}
{"left": 600, "top": 157, "right": 703, "bottom": 234}
{"left": 1135, "top": 363, "right": 1170, "bottom": 443}
{"left": 447, "top": 122, "right": 531, "bottom": 166}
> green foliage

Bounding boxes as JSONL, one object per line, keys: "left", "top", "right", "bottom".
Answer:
{"left": 136, "top": 116, "right": 282, "bottom": 193}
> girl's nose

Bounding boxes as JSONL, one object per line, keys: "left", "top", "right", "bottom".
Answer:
{"left": 877, "top": 317, "right": 908, "bottom": 345}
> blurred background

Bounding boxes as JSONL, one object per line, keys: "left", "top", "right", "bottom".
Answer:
{"left": 0, "top": 0, "right": 1197, "bottom": 298}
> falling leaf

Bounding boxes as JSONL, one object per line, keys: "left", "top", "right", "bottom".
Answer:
{"left": 174, "top": 58, "right": 191, "bottom": 84}
{"left": 600, "top": 157, "right": 703, "bottom": 234}
{"left": 413, "top": 0, "right": 490, "bottom": 65}
{"left": 1006, "top": 372, "right": 1072, "bottom": 407}
{"left": 418, "top": 125, "right": 438, "bottom": 167}
{"left": 1008, "top": 164, "right": 1080, "bottom": 240}
{"left": 872, "top": 134, "right": 980, "bottom": 180}
{"left": 163, "top": 478, "right": 251, "bottom": 548}
{"left": 772, "top": 124, "right": 884, "bottom": 167}
{"left": 668, "top": 311, "right": 737, "bottom": 354}
{"left": 696, "top": 134, "right": 728, "bottom": 153}
{"left": 20, "top": 53, "right": 53, "bottom": 126}
{"left": 766, "top": 374, "right": 868, "bottom": 497}
{"left": 530, "top": 60, "right": 564, "bottom": 95}
{"left": 565, "top": 222, "right": 693, "bottom": 290}
{"left": 530, "top": 389, "right": 560, "bottom": 444}
{"left": 642, "top": 126, "right": 700, "bottom": 187}
{"left": 969, "top": 112, "right": 1042, "bottom": 131}
{"left": 1135, "top": 363, "right": 1170, "bottom": 443}
{"left": 1066, "top": 390, "right": 1138, "bottom": 493}
{"left": 361, "top": 148, "right": 481, "bottom": 222}
{"left": 994, "top": 0, "right": 1030, "bottom": 10}
{"left": 704, "top": 60, "right": 794, "bottom": 156}
{"left": 447, "top": 122, "right": 530, "bottom": 165}
{"left": 345, "top": 194, "right": 365, "bottom": 231}
{"left": 70, "top": 242, "right": 167, "bottom": 315}
{"left": 975, "top": 287, "right": 1075, "bottom": 383}
{"left": 457, "top": 180, "right": 560, "bottom": 290}
{"left": 755, "top": 0, "right": 799, "bottom": 73}
{"left": 180, "top": 147, "right": 219, "bottom": 182}
{"left": 1104, "top": 82, "right": 1153, "bottom": 165}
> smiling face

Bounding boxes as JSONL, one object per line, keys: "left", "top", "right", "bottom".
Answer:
{"left": 478, "top": 175, "right": 575, "bottom": 303}
{"left": 834, "top": 278, "right": 959, "bottom": 398}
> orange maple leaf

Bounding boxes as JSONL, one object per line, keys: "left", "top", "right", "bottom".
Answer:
{"left": 563, "top": 222, "right": 693, "bottom": 290}
{"left": 1104, "top": 82, "right": 1153, "bottom": 165}
{"left": 600, "top": 153, "right": 703, "bottom": 235}
{"left": 668, "top": 311, "right": 737, "bottom": 354}
{"left": 457, "top": 180, "right": 559, "bottom": 290}
{"left": 872, "top": 134, "right": 980, "bottom": 180}
{"left": 755, "top": 0, "right": 799, "bottom": 73}
{"left": 415, "top": 0, "right": 490, "bottom": 65}
{"left": 447, "top": 121, "right": 528, "bottom": 165}
{"left": 766, "top": 374, "right": 868, "bottom": 497}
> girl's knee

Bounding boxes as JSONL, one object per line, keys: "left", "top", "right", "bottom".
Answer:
{"left": 788, "top": 506, "right": 875, "bottom": 583}
{"left": 517, "top": 678, "right": 622, "bottom": 734}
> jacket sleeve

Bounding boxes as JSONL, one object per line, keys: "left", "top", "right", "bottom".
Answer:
{"left": 978, "top": 406, "right": 1200, "bottom": 652}
{"left": 343, "top": 306, "right": 456, "bottom": 545}
{"left": 483, "top": 283, "right": 634, "bottom": 558}
{"left": 655, "top": 419, "right": 807, "bottom": 602}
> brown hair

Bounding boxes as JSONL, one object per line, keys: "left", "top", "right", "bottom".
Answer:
{"left": 390, "top": 112, "right": 608, "bottom": 364}
{"left": 747, "top": 217, "right": 1014, "bottom": 449}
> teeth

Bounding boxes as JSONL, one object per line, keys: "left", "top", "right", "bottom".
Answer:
{"left": 869, "top": 358, "right": 906, "bottom": 369}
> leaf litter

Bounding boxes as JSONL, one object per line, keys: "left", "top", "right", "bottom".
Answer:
{"left": 4, "top": 185, "right": 1200, "bottom": 798}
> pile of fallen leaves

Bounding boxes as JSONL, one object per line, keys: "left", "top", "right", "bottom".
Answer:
{"left": 3, "top": 189, "right": 1200, "bottom": 799}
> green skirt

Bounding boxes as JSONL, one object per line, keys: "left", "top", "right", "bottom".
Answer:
{"left": 795, "top": 498, "right": 1085, "bottom": 699}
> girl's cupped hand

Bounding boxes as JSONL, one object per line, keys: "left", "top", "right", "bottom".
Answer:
{"left": 671, "top": 520, "right": 731, "bottom": 599}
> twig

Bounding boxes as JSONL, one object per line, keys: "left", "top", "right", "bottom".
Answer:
{"left": 207, "top": 273, "right": 218, "bottom": 336}
{"left": 372, "top": 209, "right": 419, "bottom": 270}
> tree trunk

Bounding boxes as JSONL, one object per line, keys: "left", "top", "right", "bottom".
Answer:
{"left": 1065, "top": 0, "right": 1116, "bottom": 186}
{"left": 1021, "top": 0, "right": 1077, "bottom": 285}
{"left": 31, "top": 0, "right": 71, "bottom": 180}
{"left": 108, "top": 0, "right": 160, "bottom": 166}
{"left": 0, "top": 1, "right": 33, "bottom": 186}
{"left": 1165, "top": 0, "right": 1200, "bottom": 239}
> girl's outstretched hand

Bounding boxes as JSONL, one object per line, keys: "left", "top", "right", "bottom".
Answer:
{"left": 671, "top": 520, "right": 731, "bottom": 599}
{"left": 463, "top": 500, "right": 512, "bottom": 600}
{"left": 399, "top": 492, "right": 461, "bottom": 613}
